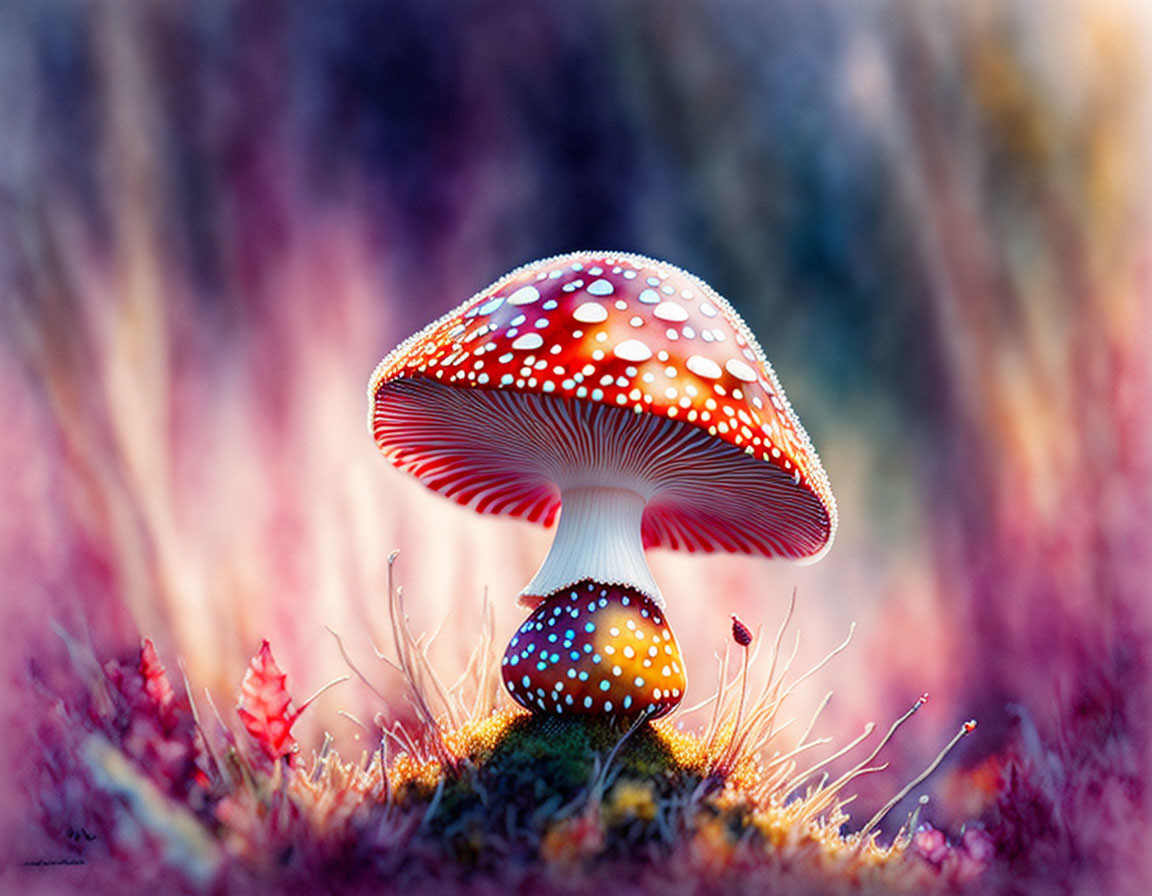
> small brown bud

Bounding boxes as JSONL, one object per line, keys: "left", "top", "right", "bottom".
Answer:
{"left": 731, "top": 615, "right": 753, "bottom": 647}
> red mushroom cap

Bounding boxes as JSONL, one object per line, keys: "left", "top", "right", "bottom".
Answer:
{"left": 370, "top": 251, "right": 836, "bottom": 561}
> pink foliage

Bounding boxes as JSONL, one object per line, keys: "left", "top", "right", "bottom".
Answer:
{"left": 912, "top": 823, "right": 994, "bottom": 887}
{"left": 99, "top": 638, "right": 205, "bottom": 799}
{"left": 236, "top": 640, "right": 306, "bottom": 764}
{"left": 139, "top": 638, "right": 176, "bottom": 719}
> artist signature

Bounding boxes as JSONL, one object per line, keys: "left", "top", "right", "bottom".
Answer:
{"left": 21, "top": 826, "right": 97, "bottom": 868}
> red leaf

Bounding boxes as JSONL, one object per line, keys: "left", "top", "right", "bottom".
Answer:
{"left": 237, "top": 640, "right": 302, "bottom": 762}
{"left": 139, "top": 637, "right": 175, "bottom": 711}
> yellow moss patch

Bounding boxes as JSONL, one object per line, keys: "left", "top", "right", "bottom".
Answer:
{"left": 441, "top": 707, "right": 527, "bottom": 761}
{"left": 603, "top": 779, "right": 658, "bottom": 825}
{"left": 387, "top": 751, "right": 444, "bottom": 794}
{"left": 650, "top": 719, "right": 710, "bottom": 772}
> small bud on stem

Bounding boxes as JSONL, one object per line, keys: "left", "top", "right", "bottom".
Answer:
{"left": 732, "top": 615, "right": 753, "bottom": 647}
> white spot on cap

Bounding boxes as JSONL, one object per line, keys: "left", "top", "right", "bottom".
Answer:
{"left": 654, "top": 302, "right": 689, "bottom": 322}
{"left": 613, "top": 339, "right": 653, "bottom": 362}
{"left": 700, "top": 302, "right": 718, "bottom": 317}
{"left": 638, "top": 289, "right": 660, "bottom": 304}
{"left": 686, "top": 355, "right": 722, "bottom": 379}
{"left": 725, "top": 358, "right": 758, "bottom": 382}
{"left": 508, "top": 285, "right": 541, "bottom": 305}
{"left": 573, "top": 302, "right": 609, "bottom": 323}
{"left": 512, "top": 333, "right": 545, "bottom": 351}
{"left": 478, "top": 297, "right": 505, "bottom": 315}
{"left": 587, "top": 278, "right": 614, "bottom": 296}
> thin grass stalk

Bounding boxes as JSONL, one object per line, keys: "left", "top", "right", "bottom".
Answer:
{"left": 783, "top": 723, "right": 877, "bottom": 797}
{"left": 712, "top": 622, "right": 855, "bottom": 781}
{"left": 858, "top": 719, "right": 977, "bottom": 837}
{"left": 384, "top": 553, "right": 456, "bottom": 768}
{"left": 714, "top": 636, "right": 751, "bottom": 775}
{"left": 798, "top": 696, "right": 927, "bottom": 821}
{"left": 703, "top": 646, "right": 732, "bottom": 750}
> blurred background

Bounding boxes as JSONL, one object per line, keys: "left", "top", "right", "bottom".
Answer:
{"left": 1, "top": 0, "right": 1149, "bottom": 889}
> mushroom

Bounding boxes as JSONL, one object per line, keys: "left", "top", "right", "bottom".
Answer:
{"left": 369, "top": 251, "right": 835, "bottom": 718}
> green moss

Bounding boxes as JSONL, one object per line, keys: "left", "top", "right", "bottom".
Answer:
{"left": 483, "top": 714, "right": 686, "bottom": 781}
{"left": 421, "top": 715, "right": 703, "bottom": 864}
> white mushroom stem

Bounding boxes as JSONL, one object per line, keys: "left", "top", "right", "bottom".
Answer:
{"left": 520, "top": 486, "right": 663, "bottom": 607}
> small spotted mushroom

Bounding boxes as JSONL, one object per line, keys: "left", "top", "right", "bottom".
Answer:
{"left": 369, "top": 252, "right": 835, "bottom": 719}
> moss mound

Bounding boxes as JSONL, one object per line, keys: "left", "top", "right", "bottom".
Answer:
{"left": 404, "top": 714, "right": 704, "bottom": 868}
{"left": 481, "top": 714, "right": 690, "bottom": 784}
